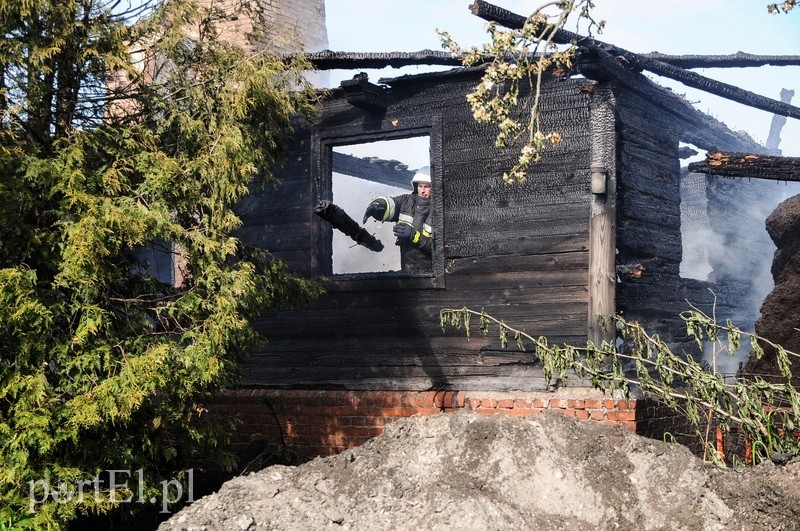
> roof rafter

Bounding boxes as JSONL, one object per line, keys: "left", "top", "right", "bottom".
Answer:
{"left": 294, "top": 50, "right": 800, "bottom": 72}
{"left": 641, "top": 52, "right": 800, "bottom": 69}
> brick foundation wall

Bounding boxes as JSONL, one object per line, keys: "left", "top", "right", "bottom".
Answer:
{"left": 209, "top": 388, "right": 647, "bottom": 464}
{"left": 634, "top": 397, "right": 706, "bottom": 456}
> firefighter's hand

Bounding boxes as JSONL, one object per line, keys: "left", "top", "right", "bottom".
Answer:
{"left": 392, "top": 224, "right": 413, "bottom": 241}
{"left": 362, "top": 200, "right": 386, "bottom": 224}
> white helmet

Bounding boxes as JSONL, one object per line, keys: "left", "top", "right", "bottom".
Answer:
{"left": 411, "top": 166, "right": 431, "bottom": 188}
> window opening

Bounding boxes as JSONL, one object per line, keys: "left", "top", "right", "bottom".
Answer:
{"left": 331, "top": 136, "right": 430, "bottom": 275}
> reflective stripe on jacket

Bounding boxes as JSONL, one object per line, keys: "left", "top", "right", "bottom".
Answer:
{"left": 376, "top": 193, "right": 432, "bottom": 272}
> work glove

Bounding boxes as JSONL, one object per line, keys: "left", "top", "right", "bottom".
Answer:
{"left": 392, "top": 223, "right": 414, "bottom": 241}
{"left": 362, "top": 200, "right": 386, "bottom": 224}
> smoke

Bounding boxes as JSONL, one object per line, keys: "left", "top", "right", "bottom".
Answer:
{"left": 680, "top": 166, "right": 800, "bottom": 373}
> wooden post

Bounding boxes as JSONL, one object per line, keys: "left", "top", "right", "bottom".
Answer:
{"left": 587, "top": 83, "right": 617, "bottom": 346}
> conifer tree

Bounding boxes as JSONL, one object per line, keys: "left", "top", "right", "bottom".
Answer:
{"left": 0, "top": 0, "right": 322, "bottom": 526}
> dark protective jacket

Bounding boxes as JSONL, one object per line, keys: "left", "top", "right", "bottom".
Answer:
{"left": 376, "top": 192, "right": 433, "bottom": 272}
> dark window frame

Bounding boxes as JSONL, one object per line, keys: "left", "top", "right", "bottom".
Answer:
{"left": 312, "top": 116, "right": 444, "bottom": 290}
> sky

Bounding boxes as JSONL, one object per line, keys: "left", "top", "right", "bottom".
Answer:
{"left": 323, "top": 0, "right": 800, "bottom": 156}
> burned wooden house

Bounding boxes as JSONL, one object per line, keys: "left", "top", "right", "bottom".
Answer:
{"left": 220, "top": 1, "right": 800, "bottom": 457}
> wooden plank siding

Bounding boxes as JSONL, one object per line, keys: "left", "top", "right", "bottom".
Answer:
{"left": 236, "top": 73, "right": 596, "bottom": 391}
{"left": 612, "top": 87, "right": 693, "bottom": 346}
{"left": 232, "top": 60, "right": 778, "bottom": 390}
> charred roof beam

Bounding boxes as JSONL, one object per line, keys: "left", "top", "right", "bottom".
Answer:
{"left": 575, "top": 46, "right": 765, "bottom": 153}
{"left": 302, "top": 49, "right": 465, "bottom": 69}
{"left": 688, "top": 152, "right": 800, "bottom": 182}
{"left": 340, "top": 73, "right": 388, "bottom": 112}
{"left": 641, "top": 52, "right": 800, "bottom": 69}
{"left": 292, "top": 50, "right": 800, "bottom": 71}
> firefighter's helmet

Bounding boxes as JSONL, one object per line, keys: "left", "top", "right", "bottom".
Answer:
{"left": 411, "top": 166, "right": 431, "bottom": 190}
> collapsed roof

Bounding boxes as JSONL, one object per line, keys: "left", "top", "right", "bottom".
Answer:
{"left": 293, "top": 0, "right": 800, "bottom": 179}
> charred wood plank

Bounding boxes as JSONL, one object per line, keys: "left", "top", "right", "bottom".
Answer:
{"left": 291, "top": 50, "right": 800, "bottom": 77}
{"left": 298, "top": 49, "right": 466, "bottom": 70}
{"left": 313, "top": 201, "right": 384, "bottom": 251}
{"left": 469, "top": 0, "right": 581, "bottom": 44}
{"left": 340, "top": 73, "right": 389, "bottom": 111}
{"left": 641, "top": 52, "right": 800, "bottom": 69}
{"left": 687, "top": 152, "right": 800, "bottom": 181}
{"left": 625, "top": 53, "right": 800, "bottom": 121}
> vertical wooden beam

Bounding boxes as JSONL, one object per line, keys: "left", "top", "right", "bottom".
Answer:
{"left": 587, "top": 83, "right": 617, "bottom": 346}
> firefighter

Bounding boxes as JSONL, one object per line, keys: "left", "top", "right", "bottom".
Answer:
{"left": 362, "top": 166, "right": 433, "bottom": 272}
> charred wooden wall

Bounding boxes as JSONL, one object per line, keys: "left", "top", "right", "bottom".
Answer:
{"left": 235, "top": 72, "right": 596, "bottom": 391}
{"left": 614, "top": 84, "right": 783, "bottom": 357}
{"left": 613, "top": 86, "right": 705, "bottom": 349}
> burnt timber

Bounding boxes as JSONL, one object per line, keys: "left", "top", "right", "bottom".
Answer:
{"left": 688, "top": 152, "right": 800, "bottom": 181}
{"left": 298, "top": 50, "right": 800, "bottom": 72}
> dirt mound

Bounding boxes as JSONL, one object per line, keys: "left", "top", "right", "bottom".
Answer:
{"left": 159, "top": 412, "right": 800, "bottom": 530}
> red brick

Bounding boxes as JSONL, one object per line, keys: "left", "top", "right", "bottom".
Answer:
{"left": 291, "top": 415, "right": 311, "bottom": 425}
{"left": 285, "top": 405, "right": 338, "bottom": 416}
{"left": 397, "top": 392, "right": 419, "bottom": 407}
{"left": 453, "top": 391, "right": 467, "bottom": 408}
{"left": 464, "top": 398, "right": 480, "bottom": 410}
{"left": 532, "top": 398, "right": 547, "bottom": 408}
{"left": 514, "top": 398, "right": 531, "bottom": 409}
{"left": 616, "top": 400, "right": 632, "bottom": 411}
{"left": 336, "top": 426, "right": 385, "bottom": 438}
{"left": 417, "top": 392, "right": 436, "bottom": 408}
{"left": 434, "top": 391, "right": 458, "bottom": 409}
{"left": 588, "top": 409, "right": 605, "bottom": 420}
{"left": 363, "top": 406, "right": 425, "bottom": 417}
{"left": 351, "top": 416, "right": 388, "bottom": 428}
{"left": 373, "top": 391, "right": 405, "bottom": 408}
{"left": 481, "top": 398, "right": 498, "bottom": 409}
{"left": 496, "top": 399, "right": 515, "bottom": 409}
{"left": 604, "top": 399, "right": 617, "bottom": 409}
{"left": 584, "top": 399, "right": 603, "bottom": 409}
{"left": 567, "top": 399, "right": 585, "bottom": 409}
{"left": 285, "top": 424, "right": 335, "bottom": 436}
{"left": 506, "top": 409, "right": 536, "bottom": 416}
{"left": 575, "top": 409, "right": 591, "bottom": 421}
{"left": 607, "top": 410, "right": 637, "bottom": 422}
